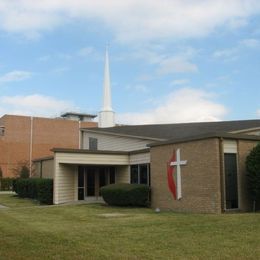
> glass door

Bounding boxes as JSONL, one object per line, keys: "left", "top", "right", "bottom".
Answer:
{"left": 86, "top": 168, "right": 95, "bottom": 196}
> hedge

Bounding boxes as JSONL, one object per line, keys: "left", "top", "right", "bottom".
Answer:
{"left": 0, "top": 178, "right": 15, "bottom": 191}
{"left": 15, "top": 178, "right": 53, "bottom": 204}
{"left": 100, "top": 183, "right": 150, "bottom": 207}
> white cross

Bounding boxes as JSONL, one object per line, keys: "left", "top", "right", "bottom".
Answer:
{"left": 170, "top": 148, "right": 187, "bottom": 200}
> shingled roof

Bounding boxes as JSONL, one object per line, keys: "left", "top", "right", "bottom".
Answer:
{"left": 82, "top": 119, "right": 260, "bottom": 140}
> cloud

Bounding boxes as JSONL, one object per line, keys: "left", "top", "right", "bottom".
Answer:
{"left": 126, "top": 84, "right": 148, "bottom": 93}
{"left": 0, "top": 94, "right": 76, "bottom": 117}
{"left": 157, "top": 57, "right": 198, "bottom": 74}
{"left": 212, "top": 48, "right": 239, "bottom": 61}
{"left": 240, "top": 38, "right": 260, "bottom": 48}
{"left": 257, "top": 109, "right": 260, "bottom": 117}
{"left": 77, "top": 47, "right": 95, "bottom": 57}
{"left": 125, "top": 47, "right": 198, "bottom": 76}
{"left": 117, "top": 88, "right": 227, "bottom": 124}
{"left": 170, "top": 79, "right": 190, "bottom": 86}
{"left": 0, "top": 1, "right": 260, "bottom": 42}
{"left": 0, "top": 70, "right": 32, "bottom": 83}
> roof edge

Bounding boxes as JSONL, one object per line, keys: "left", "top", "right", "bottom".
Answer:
{"left": 149, "top": 132, "right": 260, "bottom": 147}
{"left": 81, "top": 128, "right": 165, "bottom": 141}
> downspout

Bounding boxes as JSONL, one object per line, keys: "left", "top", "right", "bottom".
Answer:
{"left": 218, "top": 137, "right": 225, "bottom": 212}
{"left": 78, "top": 121, "right": 81, "bottom": 149}
{"left": 29, "top": 117, "right": 33, "bottom": 177}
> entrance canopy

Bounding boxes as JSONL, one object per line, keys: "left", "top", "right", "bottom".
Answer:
{"left": 52, "top": 148, "right": 130, "bottom": 165}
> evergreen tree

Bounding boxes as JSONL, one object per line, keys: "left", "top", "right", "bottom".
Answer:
{"left": 246, "top": 143, "right": 260, "bottom": 211}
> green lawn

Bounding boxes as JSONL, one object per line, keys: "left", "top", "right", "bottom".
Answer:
{"left": 0, "top": 195, "right": 259, "bottom": 259}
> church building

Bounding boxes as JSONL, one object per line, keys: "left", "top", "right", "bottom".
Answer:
{"left": 34, "top": 49, "right": 260, "bottom": 213}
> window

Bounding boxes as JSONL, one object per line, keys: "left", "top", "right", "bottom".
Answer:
{"left": 109, "top": 167, "right": 115, "bottom": 184}
{"left": 89, "top": 137, "right": 98, "bottom": 150}
{"left": 0, "top": 127, "right": 5, "bottom": 136}
{"left": 224, "top": 153, "right": 238, "bottom": 209}
{"left": 130, "top": 164, "right": 150, "bottom": 185}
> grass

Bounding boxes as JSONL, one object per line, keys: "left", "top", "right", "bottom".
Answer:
{"left": 0, "top": 194, "right": 39, "bottom": 208}
{"left": 0, "top": 195, "right": 260, "bottom": 259}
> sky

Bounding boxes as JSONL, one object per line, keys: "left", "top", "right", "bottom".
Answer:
{"left": 0, "top": 0, "right": 260, "bottom": 125}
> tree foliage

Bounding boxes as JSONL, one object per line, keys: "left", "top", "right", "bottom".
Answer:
{"left": 12, "top": 161, "right": 31, "bottom": 178}
{"left": 246, "top": 143, "right": 260, "bottom": 208}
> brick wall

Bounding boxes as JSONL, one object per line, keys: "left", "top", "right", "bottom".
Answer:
{"left": 0, "top": 115, "right": 97, "bottom": 177}
{"left": 150, "top": 138, "right": 222, "bottom": 213}
{"left": 237, "top": 140, "right": 259, "bottom": 211}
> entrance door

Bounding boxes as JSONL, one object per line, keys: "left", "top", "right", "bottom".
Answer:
{"left": 86, "top": 168, "right": 95, "bottom": 196}
{"left": 224, "top": 153, "right": 238, "bottom": 209}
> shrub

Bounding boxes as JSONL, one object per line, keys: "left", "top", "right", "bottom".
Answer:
{"left": 0, "top": 167, "right": 3, "bottom": 179}
{"left": 38, "top": 179, "right": 53, "bottom": 204}
{"left": 246, "top": 143, "right": 260, "bottom": 211}
{"left": 0, "top": 177, "right": 15, "bottom": 191}
{"left": 16, "top": 179, "right": 30, "bottom": 198}
{"left": 12, "top": 162, "right": 31, "bottom": 178}
{"left": 101, "top": 183, "right": 150, "bottom": 207}
{"left": 16, "top": 178, "right": 53, "bottom": 204}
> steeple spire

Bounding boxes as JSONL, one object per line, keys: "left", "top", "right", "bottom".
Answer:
{"left": 98, "top": 47, "right": 115, "bottom": 128}
{"left": 102, "top": 46, "right": 112, "bottom": 111}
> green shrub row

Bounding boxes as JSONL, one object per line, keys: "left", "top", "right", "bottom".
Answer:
{"left": 100, "top": 183, "right": 150, "bottom": 207}
{"left": 15, "top": 178, "right": 53, "bottom": 204}
{"left": 0, "top": 178, "right": 15, "bottom": 191}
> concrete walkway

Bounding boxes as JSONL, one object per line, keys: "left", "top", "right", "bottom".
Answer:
{"left": 0, "top": 204, "right": 8, "bottom": 209}
{"left": 0, "top": 191, "right": 15, "bottom": 195}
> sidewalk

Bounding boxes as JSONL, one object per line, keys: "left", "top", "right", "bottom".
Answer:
{"left": 0, "top": 191, "right": 15, "bottom": 195}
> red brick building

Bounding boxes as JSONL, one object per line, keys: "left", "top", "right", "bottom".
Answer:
{"left": 0, "top": 113, "right": 97, "bottom": 177}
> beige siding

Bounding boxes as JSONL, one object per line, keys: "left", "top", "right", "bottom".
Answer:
{"left": 54, "top": 160, "right": 77, "bottom": 204}
{"left": 42, "top": 160, "right": 54, "bottom": 178}
{"left": 34, "top": 161, "right": 41, "bottom": 177}
{"left": 56, "top": 152, "right": 129, "bottom": 165}
{"left": 116, "top": 166, "right": 130, "bottom": 183}
{"left": 223, "top": 140, "right": 237, "bottom": 153}
{"left": 82, "top": 132, "right": 151, "bottom": 151}
{"left": 246, "top": 130, "right": 260, "bottom": 136}
{"left": 33, "top": 159, "right": 54, "bottom": 178}
{"left": 129, "top": 152, "right": 150, "bottom": 164}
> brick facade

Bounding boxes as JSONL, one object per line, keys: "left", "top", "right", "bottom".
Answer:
{"left": 237, "top": 140, "right": 259, "bottom": 211}
{"left": 150, "top": 138, "right": 222, "bottom": 213}
{"left": 150, "top": 137, "right": 259, "bottom": 213}
{"left": 0, "top": 115, "right": 97, "bottom": 177}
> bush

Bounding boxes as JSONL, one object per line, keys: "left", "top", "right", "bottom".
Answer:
{"left": 0, "top": 177, "right": 15, "bottom": 191}
{"left": 246, "top": 143, "right": 260, "bottom": 211}
{"left": 100, "top": 183, "right": 150, "bottom": 207}
{"left": 16, "top": 178, "right": 53, "bottom": 204}
{"left": 16, "top": 179, "right": 30, "bottom": 198}
{"left": 12, "top": 162, "right": 31, "bottom": 178}
{"left": 38, "top": 179, "right": 53, "bottom": 204}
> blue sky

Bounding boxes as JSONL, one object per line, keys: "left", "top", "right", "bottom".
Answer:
{"left": 0, "top": 1, "right": 259, "bottom": 124}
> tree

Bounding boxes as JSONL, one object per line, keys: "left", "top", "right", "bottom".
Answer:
{"left": 12, "top": 161, "right": 31, "bottom": 179}
{"left": 246, "top": 143, "right": 260, "bottom": 212}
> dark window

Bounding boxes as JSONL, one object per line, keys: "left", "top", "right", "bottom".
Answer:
{"left": 78, "top": 166, "right": 85, "bottom": 200}
{"left": 89, "top": 137, "right": 98, "bottom": 150}
{"left": 224, "top": 153, "right": 238, "bottom": 209}
{"left": 109, "top": 167, "right": 115, "bottom": 184}
{"left": 131, "top": 164, "right": 150, "bottom": 185}
{"left": 130, "top": 165, "right": 139, "bottom": 184}
{"left": 140, "top": 164, "right": 148, "bottom": 184}
{"left": 86, "top": 168, "right": 95, "bottom": 196}
{"left": 99, "top": 168, "right": 106, "bottom": 188}
{"left": 0, "top": 127, "right": 4, "bottom": 136}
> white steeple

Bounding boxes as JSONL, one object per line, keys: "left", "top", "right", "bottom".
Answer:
{"left": 98, "top": 47, "right": 115, "bottom": 128}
